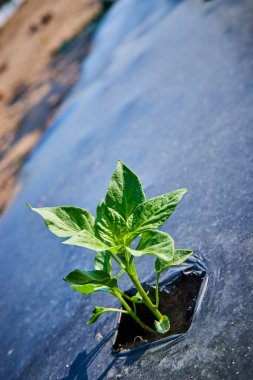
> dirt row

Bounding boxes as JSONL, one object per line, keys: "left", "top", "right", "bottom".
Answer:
{"left": 0, "top": 0, "right": 102, "bottom": 214}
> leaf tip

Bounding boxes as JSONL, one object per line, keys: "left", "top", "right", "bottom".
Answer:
{"left": 26, "top": 202, "right": 32, "bottom": 209}
{"left": 117, "top": 159, "right": 124, "bottom": 168}
{"left": 179, "top": 187, "right": 190, "bottom": 197}
{"left": 181, "top": 187, "right": 190, "bottom": 194}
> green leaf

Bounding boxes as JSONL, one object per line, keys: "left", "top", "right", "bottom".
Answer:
{"left": 130, "top": 292, "right": 144, "bottom": 303}
{"left": 27, "top": 204, "right": 95, "bottom": 238}
{"left": 94, "top": 251, "right": 112, "bottom": 274}
{"left": 122, "top": 230, "right": 141, "bottom": 246}
{"left": 154, "top": 315, "right": 170, "bottom": 334}
{"left": 126, "top": 230, "right": 174, "bottom": 261}
{"left": 70, "top": 284, "right": 110, "bottom": 295}
{"left": 105, "top": 161, "right": 145, "bottom": 220}
{"left": 64, "top": 269, "right": 117, "bottom": 287}
{"left": 62, "top": 232, "right": 111, "bottom": 252}
{"left": 95, "top": 200, "right": 128, "bottom": 245}
{"left": 171, "top": 249, "right": 193, "bottom": 265}
{"left": 87, "top": 306, "right": 127, "bottom": 325}
{"left": 155, "top": 249, "right": 193, "bottom": 274}
{"left": 129, "top": 188, "right": 189, "bottom": 233}
{"left": 87, "top": 306, "right": 108, "bottom": 324}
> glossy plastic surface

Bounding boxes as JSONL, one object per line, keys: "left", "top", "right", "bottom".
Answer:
{"left": 0, "top": 0, "right": 252, "bottom": 379}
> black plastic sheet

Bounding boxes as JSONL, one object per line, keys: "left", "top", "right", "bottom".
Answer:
{"left": 0, "top": 0, "right": 253, "bottom": 379}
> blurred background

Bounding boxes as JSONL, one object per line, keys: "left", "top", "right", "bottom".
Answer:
{"left": 0, "top": 0, "right": 114, "bottom": 215}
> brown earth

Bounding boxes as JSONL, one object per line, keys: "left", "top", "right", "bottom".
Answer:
{"left": 0, "top": 0, "right": 102, "bottom": 214}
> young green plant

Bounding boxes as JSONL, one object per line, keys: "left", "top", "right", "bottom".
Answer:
{"left": 27, "top": 161, "right": 192, "bottom": 334}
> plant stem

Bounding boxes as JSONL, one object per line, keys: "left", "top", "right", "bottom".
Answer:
{"left": 126, "top": 259, "right": 163, "bottom": 321}
{"left": 103, "top": 308, "right": 129, "bottom": 314}
{"left": 127, "top": 271, "right": 163, "bottom": 320}
{"left": 155, "top": 272, "right": 160, "bottom": 308}
{"left": 115, "top": 268, "right": 125, "bottom": 280}
{"left": 117, "top": 289, "right": 135, "bottom": 302}
{"left": 112, "top": 289, "right": 155, "bottom": 333}
{"left": 110, "top": 251, "right": 162, "bottom": 326}
{"left": 111, "top": 252, "right": 126, "bottom": 269}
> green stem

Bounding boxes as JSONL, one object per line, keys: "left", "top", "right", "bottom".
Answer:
{"left": 110, "top": 250, "right": 162, "bottom": 327}
{"left": 113, "top": 289, "right": 155, "bottom": 333}
{"left": 117, "top": 289, "right": 139, "bottom": 315}
{"left": 126, "top": 260, "right": 163, "bottom": 321}
{"left": 111, "top": 252, "right": 126, "bottom": 269}
{"left": 103, "top": 307, "right": 129, "bottom": 314}
{"left": 155, "top": 272, "right": 161, "bottom": 308}
{"left": 117, "top": 289, "right": 135, "bottom": 303}
{"left": 115, "top": 268, "right": 125, "bottom": 280}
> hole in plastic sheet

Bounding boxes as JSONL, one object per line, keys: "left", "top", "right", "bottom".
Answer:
{"left": 112, "top": 256, "right": 208, "bottom": 356}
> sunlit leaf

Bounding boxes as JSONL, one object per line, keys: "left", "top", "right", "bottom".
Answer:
{"left": 27, "top": 204, "right": 94, "bottom": 238}
{"left": 127, "top": 230, "right": 174, "bottom": 261}
{"left": 62, "top": 232, "right": 111, "bottom": 252}
{"left": 105, "top": 161, "right": 145, "bottom": 220}
{"left": 129, "top": 188, "right": 188, "bottom": 233}
{"left": 95, "top": 200, "right": 128, "bottom": 245}
{"left": 155, "top": 249, "right": 193, "bottom": 274}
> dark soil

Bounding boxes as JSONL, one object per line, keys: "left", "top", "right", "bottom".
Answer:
{"left": 113, "top": 273, "right": 203, "bottom": 352}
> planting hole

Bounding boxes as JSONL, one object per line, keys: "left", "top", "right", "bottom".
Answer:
{"left": 112, "top": 267, "right": 206, "bottom": 355}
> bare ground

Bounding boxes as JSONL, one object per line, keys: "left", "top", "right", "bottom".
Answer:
{"left": 0, "top": 0, "right": 102, "bottom": 214}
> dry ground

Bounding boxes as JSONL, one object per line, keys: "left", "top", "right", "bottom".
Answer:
{"left": 0, "top": 0, "right": 102, "bottom": 214}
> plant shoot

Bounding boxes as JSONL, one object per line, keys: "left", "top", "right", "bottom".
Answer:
{"left": 27, "top": 161, "right": 192, "bottom": 334}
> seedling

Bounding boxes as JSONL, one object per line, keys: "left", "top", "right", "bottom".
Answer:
{"left": 27, "top": 161, "right": 192, "bottom": 334}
